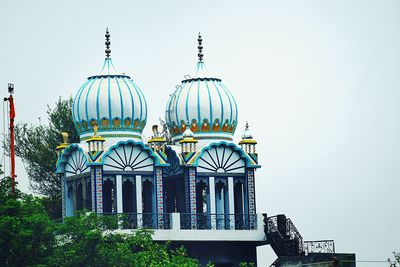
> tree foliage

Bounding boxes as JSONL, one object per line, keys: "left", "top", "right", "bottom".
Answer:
{"left": 51, "top": 213, "right": 199, "bottom": 267}
{"left": 389, "top": 251, "right": 400, "bottom": 265}
{"left": 0, "top": 177, "right": 56, "bottom": 266}
{"left": 14, "top": 97, "right": 78, "bottom": 218}
{"left": 0, "top": 178, "right": 199, "bottom": 267}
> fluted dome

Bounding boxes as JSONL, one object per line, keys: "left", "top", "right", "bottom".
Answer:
{"left": 72, "top": 57, "right": 147, "bottom": 141}
{"left": 72, "top": 30, "right": 147, "bottom": 142}
{"left": 165, "top": 60, "right": 238, "bottom": 143}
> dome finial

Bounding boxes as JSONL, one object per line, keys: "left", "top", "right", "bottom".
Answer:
{"left": 197, "top": 32, "right": 203, "bottom": 62}
{"left": 242, "top": 122, "right": 253, "bottom": 139}
{"left": 105, "top": 28, "right": 111, "bottom": 58}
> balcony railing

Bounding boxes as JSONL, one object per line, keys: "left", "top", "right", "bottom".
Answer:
{"left": 303, "top": 240, "right": 335, "bottom": 254}
{"left": 180, "top": 213, "right": 258, "bottom": 230}
{"left": 100, "top": 213, "right": 172, "bottom": 229}
{"left": 98, "top": 213, "right": 258, "bottom": 231}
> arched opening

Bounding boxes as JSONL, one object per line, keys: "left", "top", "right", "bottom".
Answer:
{"left": 164, "top": 148, "right": 185, "bottom": 213}
{"left": 85, "top": 178, "right": 92, "bottom": 211}
{"left": 76, "top": 181, "right": 83, "bottom": 211}
{"left": 196, "top": 180, "right": 208, "bottom": 229}
{"left": 122, "top": 179, "right": 136, "bottom": 213}
{"left": 142, "top": 179, "right": 153, "bottom": 227}
{"left": 196, "top": 180, "right": 208, "bottom": 213}
{"left": 234, "top": 181, "right": 245, "bottom": 229}
{"left": 215, "top": 180, "right": 229, "bottom": 229}
{"left": 103, "top": 178, "right": 115, "bottom": 213}
{"left": 66, "top": 184, "right": 74, "bottom": 216}
{"left": 175, "top": 176, "right": 185, "bottom": 212}
{"left": 165, "top": 176, "right": 177, "bottom": 213}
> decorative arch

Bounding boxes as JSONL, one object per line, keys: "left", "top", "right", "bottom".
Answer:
{"left": 56, "top": 144, "right": 89, "bottom": 176}
{"left": 164, "top": 147, "right": 184, "bottom": 177}
{"left": 102, "top": 140, "right": 166, "bottom": 172}
{"left": 194, "top": 142, "right": 253, "bottom": 174}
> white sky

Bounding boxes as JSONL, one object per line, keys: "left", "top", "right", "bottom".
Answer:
{"left": 1, "top": 0, "right": 399, "bottom": 265}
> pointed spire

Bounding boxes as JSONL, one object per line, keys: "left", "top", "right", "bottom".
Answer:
{"left": 197, "top": 32, "right": 203, "bottom": 62}
{"left": 242, "top": 122, "right": 253, "bottom": 139}
{"left": 105, "top": 28, "right": 111, "bottom": 58}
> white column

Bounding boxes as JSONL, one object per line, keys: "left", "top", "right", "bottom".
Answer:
{"left": 116, "top": 175, "right": 123, "bottom": 214}
{"left": 228, "top": 176, "right": 235, "bottom": 229}
{"left": 136, "top": 175, "right": 142, "bottom": 227}
{"left": 209, "top": 176, "right": 216, "bottom": 229}
{"left": 66, "top": 182, "right": 73, "bottom": 217}
{"left": 72, "top": 182, "right": 77, "bottom": 213}
{"left": 172, "top": 213, "right": 180, "bottom": 230}
{"left": 82, "top": 179, "right": 87, "bottom": 210}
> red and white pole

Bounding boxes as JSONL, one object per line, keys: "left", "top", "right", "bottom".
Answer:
{"left": 4, "top": 83, "right": 16, "bottom": 195}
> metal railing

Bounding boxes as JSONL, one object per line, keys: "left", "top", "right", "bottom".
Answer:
{"left": 266, "top": 215, "right": 335, "bottom": 257}
{"left": 303, "top": 240, "right": 335, "bottom": 254}
{"left": 286, "top": 218, "right": 303, "bottom": 253}
{"left": 100, "top": 213, "right": 172, "bottom": 229}
{"left": 96, "top": 212, "right": 259, "bottom": 231}
{"left": 180, "top": 213, "right": 257, "bottom": 230}
{"left": 266, "top": 216, "right": 279, "bottom": 235}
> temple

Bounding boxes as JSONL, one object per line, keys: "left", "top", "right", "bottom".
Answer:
{"left": 55, "top": 30, "right": 355, "bottom": 267}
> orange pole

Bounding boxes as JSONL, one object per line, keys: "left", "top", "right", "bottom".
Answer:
{"left": 9, "top": 95, "right": 15, "bottom": 195}
{"left": 4, "top": 94, "right": 16, "bottom": 194}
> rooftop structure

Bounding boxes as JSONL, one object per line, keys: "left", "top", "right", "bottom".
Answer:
{"left": 56, "top": 30, "right": 354, "bottom": 267}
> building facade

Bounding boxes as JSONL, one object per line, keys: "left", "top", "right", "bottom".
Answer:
{"left": 56, "top": 30, "right": 266, "bottom": 266}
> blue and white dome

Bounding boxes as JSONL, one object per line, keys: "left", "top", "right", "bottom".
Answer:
{"left": 165, "top": 35, "right": 238, "bottom": 143}
{"left": 72, "top": 30, "right": 147, "bottom": 142}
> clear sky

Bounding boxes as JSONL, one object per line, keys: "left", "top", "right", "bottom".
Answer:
{"left": 1, "top": 0, "right": 399, "bottom": 265}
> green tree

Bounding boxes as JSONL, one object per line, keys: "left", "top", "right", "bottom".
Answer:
{"left": 0, "top": 176, "right": 56, "bottom": 267}
{"left": 14, "top": 97, "right": 78, "bottom": 219}
{"left": 49, "top": 212, "right": 199, "bottom": 267}
{"left": 388, "top": 251, "right": 400, "bottom": 266}
{"left": 0, "top": 174, "right": 199, "bottom": 267}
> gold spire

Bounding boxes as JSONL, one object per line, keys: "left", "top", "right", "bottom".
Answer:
{"left": 61, "top": 132, "right": 69, "bottom": 144}
{"left": 56, "top": 132, "right": 70, "bottom": 155}
{"left": 93, "top": 124, "right": 99, "bottom": 136}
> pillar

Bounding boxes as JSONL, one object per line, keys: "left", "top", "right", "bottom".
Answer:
{"left": 155, "top": 167, "right": 164, "bottom": 228}
{"left": 93, "top": 166, "right": 103, "bottom": 213}
{"left": 247, "top": 169, "right": 256, "bottom": 229}
{"left": 66, "top": 182, "right": 74, "bottom": 217}
{"left": 61, "top": 175, "right": 66, "bottom": 219}
{"left": 247, "top": 170, "right": 256, "bottom": 214}
{"left": 91, "top": 168, "right": 96, "bottom": 211}
{"left": 72, "top": 181, "right": 77, "bottom": 212}
{"left": 116, "top": 175, "right": 123, "bottom": 214}
{"left": 228, "top": 176, "right": 235, "bottom": 229}
{"left": 82, "top": 178, "right": 87, "bottom": 210}
{"left": 136, "top": 175, "right": 142, "bottom": 227}
{"left": 171, "top": 212, "right": 180, "bottom": 230}
{"left": 188, "top": 168, "right": 197, "bottom": 228}
{"left": 209, "top": 176, "right": 216, "bottom": 229}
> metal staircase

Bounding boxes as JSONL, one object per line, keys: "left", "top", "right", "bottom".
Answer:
{"left": 265, "top": 215, "right": 304, "bottom": 257}
{"left": 265, "top": 214, "right": 335, "bottom": 255}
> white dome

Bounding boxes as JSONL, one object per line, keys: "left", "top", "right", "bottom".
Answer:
{"left": 72, "top": 57, "right": 147, "bottom": 142}
{"left": 165, "top": 61, "right": 238, "bottom": 143}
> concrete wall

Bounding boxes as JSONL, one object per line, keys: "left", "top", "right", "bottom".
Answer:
{"left": 276, "top": 253, "right": 356, "bottom": 267}
{"left": 171, "top": 241, "right": 258, "bottom": 267}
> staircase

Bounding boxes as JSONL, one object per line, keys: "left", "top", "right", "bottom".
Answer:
{"left": 265, "top": 214, "right": 338, "bottom": 266}
{"left": 265, "top": 214, "right": 336, "bottom": 261}
{"left": 265, "top": 214, "right": 304, "bottom": 257}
